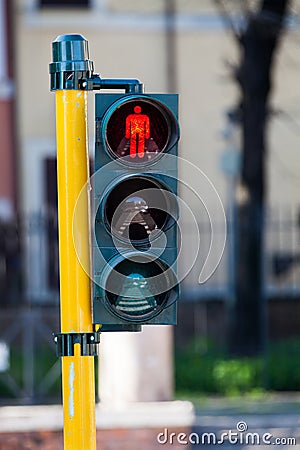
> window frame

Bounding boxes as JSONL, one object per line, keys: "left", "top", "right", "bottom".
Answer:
{"left": 39, "top": 0, "right": 91, "bottom": 8}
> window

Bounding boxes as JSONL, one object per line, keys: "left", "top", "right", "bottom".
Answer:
{"left": 40, "top": 0, "right": 90, "bottom": 7}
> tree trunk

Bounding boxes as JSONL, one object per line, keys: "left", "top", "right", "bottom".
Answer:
{"left": 229, "top": 0, "right": 289, "bottom": 355}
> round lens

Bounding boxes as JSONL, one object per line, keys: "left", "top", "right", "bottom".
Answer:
{"left": 105, "top": 255, "right": 174, "bottom": 320}
{"left": 105, "top": 99, "right": 170, "bottom": 164}
{"left": 104, "top": 176, "right": 174, "bottom": 245}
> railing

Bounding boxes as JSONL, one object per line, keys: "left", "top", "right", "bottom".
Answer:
{"left": 264, "top": 207, "right": 300, "bottom": 298}
{"left": 0, "top": 208, "right": 299, "bottom": 402}
{"left": 0, "top": 307, "right": 60, "bottom": 404}
{"left": 181, "top": 207, "right": 300, "bottom": 301}
{"left": 0, "top": 213, "right": 60, "bottom": 404}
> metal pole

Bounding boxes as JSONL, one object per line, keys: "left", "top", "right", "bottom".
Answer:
{"left": 50, "top": 34, "right": 96, "bottom": 450}
{"left": 165, "top": 0, "right": 177, "bottom": 93}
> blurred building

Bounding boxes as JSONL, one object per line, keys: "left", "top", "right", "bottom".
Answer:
{"left": 13, "top": 0, "right": 300, "bottom": 301}
{"left": 14, "top": 0, "right": 235, "bottom": 301}
{"left": 0, "top": 0, "right": 297, "bottom": 403}
{"left": 0, "top": 0, "right": 17, "bottom": 221}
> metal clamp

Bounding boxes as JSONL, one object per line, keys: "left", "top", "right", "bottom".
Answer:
{"left": 80, "top": 74, "right": 144, "bottom": 94}
{"left": 54, "top": 332, "right": 100, "bottom": 357}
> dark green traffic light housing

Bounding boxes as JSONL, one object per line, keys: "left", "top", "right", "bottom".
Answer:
{"left": 93, "top": 92, "right": 180, "bottom": 329}
{"left": 50, "top": 35, "right": 180, "bottom": 330}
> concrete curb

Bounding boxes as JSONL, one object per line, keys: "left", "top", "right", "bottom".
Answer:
{"left": 98, "top": 401, "right": 195, "bottom": 429}
{"left": 0, "top": 401, "right": 195, "bottom": 433}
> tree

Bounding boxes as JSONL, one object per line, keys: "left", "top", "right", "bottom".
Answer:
{"left": 215, "top": 0, "right": 290, "bottom": 355}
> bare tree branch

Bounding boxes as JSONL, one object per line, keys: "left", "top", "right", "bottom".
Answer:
{"left": 212, "top": 0, "right": 241, "bottom": 43}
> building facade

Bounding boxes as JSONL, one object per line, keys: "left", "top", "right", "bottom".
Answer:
{"left": 14, "top": 0, "right": 300, "bottom": 299}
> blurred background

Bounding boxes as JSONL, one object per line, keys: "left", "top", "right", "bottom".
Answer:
{"left": 0, "top": 0, "right": 299, "bottom": 405}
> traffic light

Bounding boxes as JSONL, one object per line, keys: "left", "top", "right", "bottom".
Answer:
{"left": 93, "top": 93, "right": 180, "bottom": 329}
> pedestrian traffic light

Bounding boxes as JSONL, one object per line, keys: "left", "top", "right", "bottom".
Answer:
{"left": 93, "top": 93, "right": 180, "bottom": 329}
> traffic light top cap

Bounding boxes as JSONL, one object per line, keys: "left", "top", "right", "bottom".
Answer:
{"left": 54, "top": 34, "right": 86, "bottom": 43}
{"left": 50, "top": 33, "right": 94, "bottom": 90}
{"left": 52, "top": 34, "right": 90, "bottom": 63}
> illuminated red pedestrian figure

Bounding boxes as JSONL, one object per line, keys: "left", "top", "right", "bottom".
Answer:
{"left": 125, "top": 105, "right": 150, "bottom": 158}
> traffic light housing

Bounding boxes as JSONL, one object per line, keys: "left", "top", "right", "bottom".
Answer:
{"left": 93, "top": 93, "right": 179, "bottom": 328}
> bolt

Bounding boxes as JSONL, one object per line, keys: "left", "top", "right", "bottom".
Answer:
{"left": 54, "top": 337, "right": 58, "bottom": 342}
{"left": 90, "top": 336, "right": 95, "bottom": 341}
{"left": 82, "top": 81, "right": 87, "bottom": 88}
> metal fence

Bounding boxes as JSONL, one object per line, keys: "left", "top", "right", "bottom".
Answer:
{"left": 0, "top": 307, "right": 60, "bottom": 404}
{"left": 180, "top": 207, "right": 300, "bottom": 301}
{"left": 0, "top": 213, "right": 60, "bottom": 404}
{"left": 264, "top": 207, "right": 300, "bottom": 298}
{"left": 0, "top": 208, "right": 299, "bottom": 402}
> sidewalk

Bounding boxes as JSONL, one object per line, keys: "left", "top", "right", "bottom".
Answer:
{"left": 192, "top": 393, "right": 300, "bottom": 449}
{"left": 0, "top": 394, "right": 299, "bottom": 449}
{"left": 192, "top": 392, "right": 300, "bottom": 416}
{"left": 0, "top": 401, "right": 195, "bottom": 450}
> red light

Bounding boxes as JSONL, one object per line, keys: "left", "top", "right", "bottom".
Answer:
{"left": 105, "top": 99, "right": 171, "bottom": 163}
{"left": 125, "top": 106, "right": 150, "bottom": 158}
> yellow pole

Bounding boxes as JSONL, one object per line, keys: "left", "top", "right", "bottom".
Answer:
{"left": 55, "top": 89, "right": 96, "bottom": 450}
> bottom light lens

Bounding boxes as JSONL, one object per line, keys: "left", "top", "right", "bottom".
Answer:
{"left": 103, "top": 254, "right": 177, "bottom": 321}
